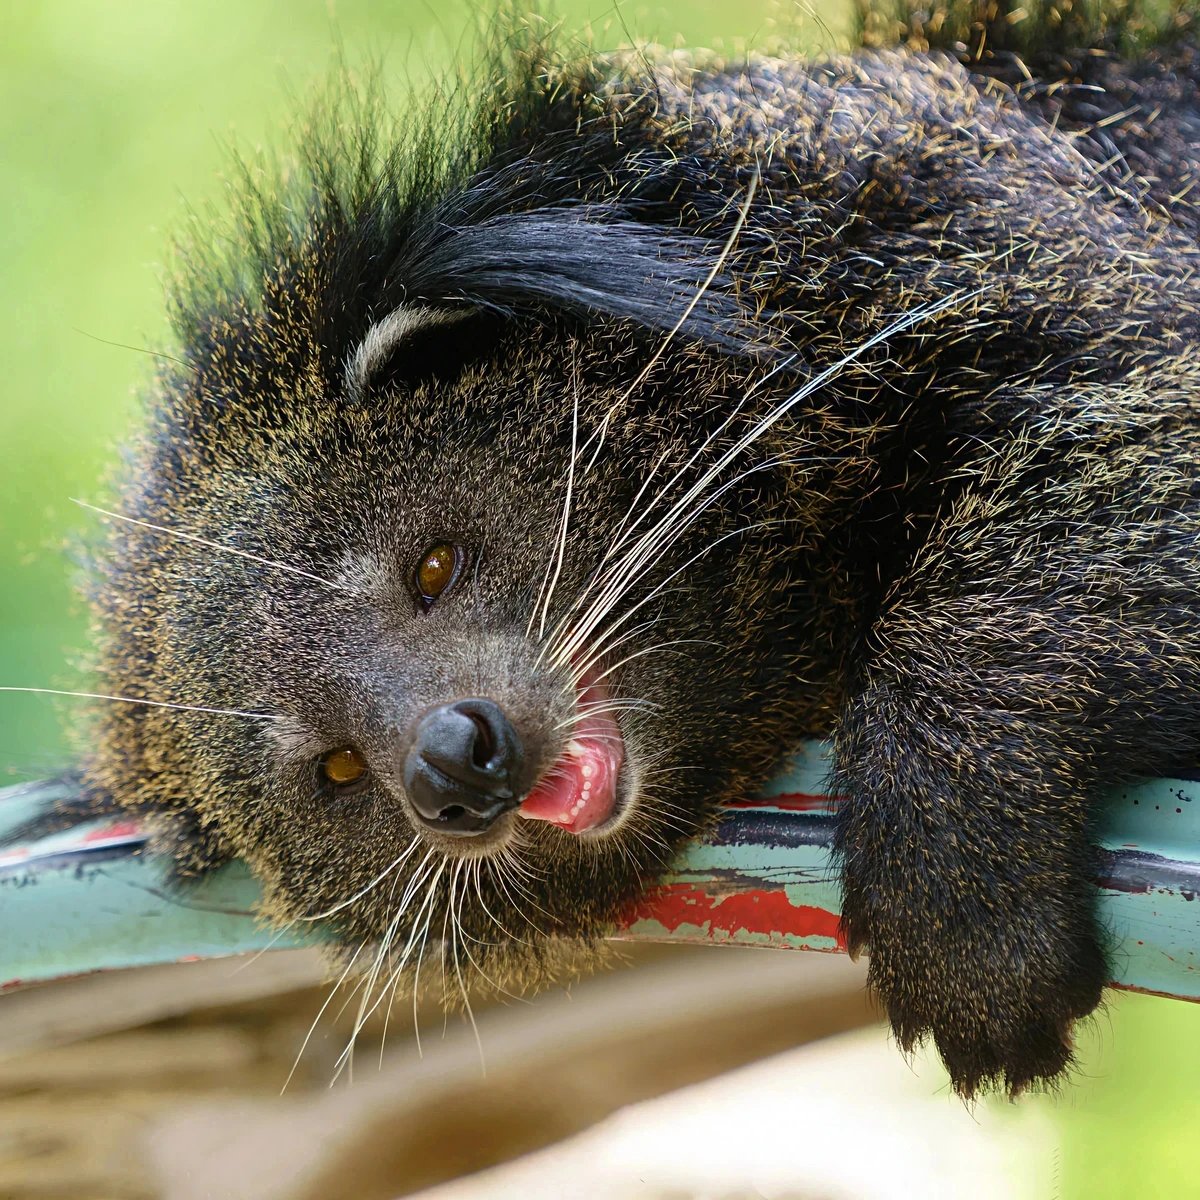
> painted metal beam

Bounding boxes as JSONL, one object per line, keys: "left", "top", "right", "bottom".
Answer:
{"left": 2, "top": 743, "right": 1198, "bottom": 999}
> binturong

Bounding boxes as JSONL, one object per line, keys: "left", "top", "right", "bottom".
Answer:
{"left": 26, "top": 1, "right": 1200, "bottom": 1097}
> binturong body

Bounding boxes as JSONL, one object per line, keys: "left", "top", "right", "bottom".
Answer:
{"left": 50, "top": 6, "right": 1200, "bottom": 1096}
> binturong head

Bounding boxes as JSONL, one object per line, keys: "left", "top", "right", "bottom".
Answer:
{"left": 76, "top": 31, "right": 846, "bottom": 996}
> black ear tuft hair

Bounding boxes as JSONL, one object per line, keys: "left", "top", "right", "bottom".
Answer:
{"left": 381, "top": 203, "right": 754, "bottom": 355}
{"left": 168, "top": 22, "right": 778, "bottom": 403}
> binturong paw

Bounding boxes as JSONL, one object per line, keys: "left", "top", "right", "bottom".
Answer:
{"left": 842, "top": 898, "right": 1109, "bottom": 1097}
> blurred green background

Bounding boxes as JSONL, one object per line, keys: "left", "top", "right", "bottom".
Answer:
{"left": 0, "top": 2, "right": 1196, "bottom": 1196}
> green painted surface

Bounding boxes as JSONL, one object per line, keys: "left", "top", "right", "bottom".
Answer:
{"left": 4, "top": 754, "right": 1199, "bottom": 998}
{"left": 0, "top": 855, "right": 310, "bottom": 987}
{"left": 0, "top": 782, "right": 313, "bottom": 985}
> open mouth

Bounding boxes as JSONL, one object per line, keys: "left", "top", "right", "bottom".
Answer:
{"left": 517, "top": 667, "right": 625, "bottom": 834}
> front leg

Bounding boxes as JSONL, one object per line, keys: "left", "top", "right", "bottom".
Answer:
{"left": 834, "top": 674, "right": 1109, "bottom": 1096}
{"left": 831, "top": 409, "right": 1200, "bottom": 1094}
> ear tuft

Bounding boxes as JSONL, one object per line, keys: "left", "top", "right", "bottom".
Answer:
{"left": 380, "top": 201, "right": 766, "bottom": 359}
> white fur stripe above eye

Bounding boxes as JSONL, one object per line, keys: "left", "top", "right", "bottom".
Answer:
{"left": 343, "top": 304, "right": 472, "bottom": 398}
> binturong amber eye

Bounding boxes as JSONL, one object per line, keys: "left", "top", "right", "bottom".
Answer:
{"left": 323, "top": 746, "right": 368, "bottom": 788}
{"left": 415, "top": 542, "right": 460, "bottom": 604}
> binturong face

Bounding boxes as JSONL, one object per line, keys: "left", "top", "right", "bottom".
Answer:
{"left": 83, "top": 301, "right": 832, "bottom": 993}
{"left": 76, "top": 45, "right": 856, "bottom": 1003}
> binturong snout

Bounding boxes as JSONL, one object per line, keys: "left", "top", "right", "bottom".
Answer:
{"left": 402, "top": 698, "right": 525, "bottom": 835}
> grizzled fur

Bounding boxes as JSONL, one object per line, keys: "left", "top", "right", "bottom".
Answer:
{"left": 60, "top": 8, "right": 1200, "bottom": 1096}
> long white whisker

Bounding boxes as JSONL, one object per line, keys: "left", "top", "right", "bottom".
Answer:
{"left": 484, "top": 859, "right": 543, "bottom": 940}
{"left": 439, "top": 880, "right": 453, "bottom": 1036}
{"left": 379, "top": 967, "right": 404, "bottom": 1070}
{"left": 547, "top": 289, "right": 981, "bottom": 670}
{"left": 328, "top": 962, "right": 376, "bottom": 1029}
{"left": 489, "top": 851, "right": 551, "bottom": 926}
{"left": 553, "top": 700, "right": 660, "bottom": 731}
{"left": 538, "top": 355, "right": 799, "bottom": 671}
{"left": 627, "top": 292, "right": 977, "bottom": 563}
{"left": 593, "top": 353, "right": 799, "bottom": 578}
{"left": 297, "top": 837, "right": 422, "bottom": 921}
{"left": 535, "top": 351, "right": 581, "bottom": 640}
{"left": 547, "top": 459, "right": 795, "bottom": 671}
{"left": 460, "top": 857, "right": 536, "bottom": 975}
{"left": 492, "top": 843, "right": 546, "bottom": 888}
{"left": 372, "top": 855, "right": 426, "bottom": 1067}
{"left": 456, "top": 912, "right": 529, "bottom": 999}
{"left": 283, "top": 939, "right": 367, "bottom": 1094}
{"left": 72, "top": 499, "right": 358, "bottom": 595}
{"left": 557, "top": 446, "right": 812, "bottom": 663}
{"left": 560, "top": 616, "right": 668, "bottom": 690}
{"left": 334, "top": 847, "right": 440, "bottom": 1076}
{"left": 574, "top": 696, "right": 662, "bottom": 711}
{"left": 603, "top": 447, "right": 674, "bottom": 563}
{"left": 225, "top": 924, "right": 296, "bottom": 976}
{"left": 338, "top": 855, "right": 434, "bottom": 1084}
{"left": 0, "top": 686, "right": 278, "bottom": 721}
{"left": 581, "top": 162, "right": 762, "bottom": 471}
{"left": 553, "top": 518, "right": 786, "bottom": 675}
{"left": 450, "top": 862, "right": 486, "bottom": 1074}
{"left": 535, "top": 362, "right": 795, "bottom": 675}
{"left": 411, "top": 896, "right": 437, "bottom": 1058}
{"left": 589, "top": 638, "right": 717, "bottom": 684}
{"left": 333, "top": 859, "right": 446, "bottom": 1078}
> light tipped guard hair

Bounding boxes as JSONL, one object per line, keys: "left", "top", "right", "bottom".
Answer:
{"left": 344, "top": 305, "right": 474, "bottom": 400}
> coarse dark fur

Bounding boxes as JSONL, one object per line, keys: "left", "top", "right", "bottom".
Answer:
{"left": 33, "top": 2, "right": 1200, "bottom": 1096}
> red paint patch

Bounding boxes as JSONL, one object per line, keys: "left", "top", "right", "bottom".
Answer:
{"left": 625, "top": 882, "right": 846, "bottom": 950}
{"left": 722, "top": 793, "right": 838, "bottom": 813}
{"left": 82, "top": 821, "right": 142, "bottom": 843}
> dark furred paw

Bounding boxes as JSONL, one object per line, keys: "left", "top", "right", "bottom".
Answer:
{"left": 832, "top": 672, "right": 1124, "bottom": 1097}
{"left": 843, "top": 901, "right": 1109, "bottom": 1097}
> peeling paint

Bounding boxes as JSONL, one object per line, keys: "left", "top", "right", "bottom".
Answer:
{"left": 627, "top": 882, "right": 846, "bottom": 950}
{"left": 2, "top": 744, "right": 1200, "bottom": 1000}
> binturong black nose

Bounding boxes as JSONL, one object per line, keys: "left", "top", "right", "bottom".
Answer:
{"left": 402, "top": 698, "right": 525, "bottom": 836}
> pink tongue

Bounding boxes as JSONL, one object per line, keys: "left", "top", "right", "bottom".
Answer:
{"left": 519, "top": 736, "right": 622, "bottom": 833}
{"left": 519, "top": 674, "right": 624, "bottom": 836}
